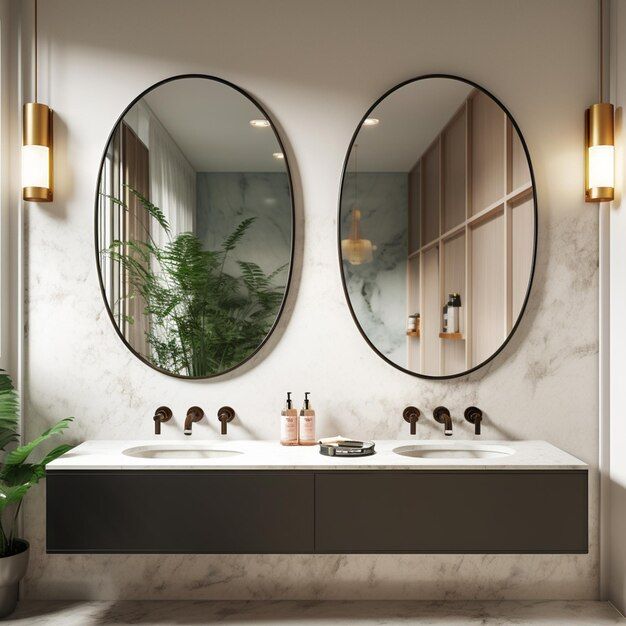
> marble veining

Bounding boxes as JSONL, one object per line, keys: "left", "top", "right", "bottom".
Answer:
{"left": 4, "top": 600, "right": 624, "bottom": 625}
{"left": 195, "top": 172, "right": 291, "bottom": 280}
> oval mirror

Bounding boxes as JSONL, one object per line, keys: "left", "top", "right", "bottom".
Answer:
{"left": 339, "top": 75, "right": 536, "bottom": 379}
{"left": 96, "top": 75, "right": 294, "bottom": 378}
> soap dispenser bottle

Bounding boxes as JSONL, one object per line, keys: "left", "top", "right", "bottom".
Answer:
{"left": 298, "top": 392, "right": 316, "bottom": 446}
{"left": 280, "top": 392, "right": 298, "bottom": 446}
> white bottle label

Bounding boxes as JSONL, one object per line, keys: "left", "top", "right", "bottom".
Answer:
{"left": 299, "top": 414, "right": 315, "bottom": 442}
{"left": 448, "top": 306, "right": 459, "bottom": 333}
{"left": 281, "top": 415, "right": 297, "bottom": 441}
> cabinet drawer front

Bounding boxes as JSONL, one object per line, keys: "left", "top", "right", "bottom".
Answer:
{"left": 47, "top": 471, "right": 314, "bottom": 553}
{"left": 315, "top": 471, "right": 587, "bottom": 553}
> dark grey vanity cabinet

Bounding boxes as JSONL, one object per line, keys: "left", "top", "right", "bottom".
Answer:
{"left": 314, "top": 471, "right": 588, "bottom": 553}
{"left": 47, "top": 471, "right": 314, "bottom": 553}
{"left": 46, "top": 469, "right": 587, "bottom": 554}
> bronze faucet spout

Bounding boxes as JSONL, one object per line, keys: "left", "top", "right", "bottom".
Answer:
{"left": 184, "top": 406, "right": 204, "bottom": 435}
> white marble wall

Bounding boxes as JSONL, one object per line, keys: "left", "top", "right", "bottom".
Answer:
{"left": 20, "top": 0, "right": 599, "bottom": 601}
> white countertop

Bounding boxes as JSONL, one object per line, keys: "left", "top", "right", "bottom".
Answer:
{"left": 46, "top": 439, "right": 587, "bottom": 471}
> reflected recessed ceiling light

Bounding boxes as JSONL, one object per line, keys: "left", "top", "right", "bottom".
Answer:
{"left": 272, "top": 152, "right": 284, "bottom": 159}
{"left": 362, "top": 118, "right": 380, "bottom": 126}
{"left": 250, "top": 119, "right": 271, "bottom": 128}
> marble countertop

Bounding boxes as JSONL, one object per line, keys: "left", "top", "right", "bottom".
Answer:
{"left": 46, "top": 439, "right": 587, "bottom": 471}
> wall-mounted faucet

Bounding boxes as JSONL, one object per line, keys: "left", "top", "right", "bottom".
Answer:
{"left": 153, "top": 406, "right": 172, "bottom": 435}
{"left": 217, "top": 406, "right": 235, "bottom": 435}
{"left": 184, "top": 406, "right": 204, "bottom": 435}
{"left": 433, "top": 406, "right": 453, "bottom": 436}
{"left": 464, "top": 406, "right": 483, "bottom": 435}
{"left": 403, "top": 406, "right": 420, "bottom": 435}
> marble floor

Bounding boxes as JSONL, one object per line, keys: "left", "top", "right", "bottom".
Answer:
{"left": 3, "top": 600, "right": 624, "bottom": 625}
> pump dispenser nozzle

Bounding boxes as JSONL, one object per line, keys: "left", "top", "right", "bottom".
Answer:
{"left": 286, "top": 392, "right": 292, "bottom": 410}
{"left": 304, "top": 392, "right": 310, "bottom": 410}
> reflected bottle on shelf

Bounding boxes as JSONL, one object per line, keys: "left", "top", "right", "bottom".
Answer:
{"left": 446, "top": 293, "right": 462, "bottom": 333}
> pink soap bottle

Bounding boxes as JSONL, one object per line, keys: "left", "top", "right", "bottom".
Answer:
{"left": 280, "top": 392, "right": 298, "bottom": 446}
{"left": 298, "top": 392, "right": 316, "bottom": 446}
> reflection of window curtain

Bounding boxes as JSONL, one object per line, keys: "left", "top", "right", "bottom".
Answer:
{"left": 147, "top": 108, "right": 196, "bottom": 241}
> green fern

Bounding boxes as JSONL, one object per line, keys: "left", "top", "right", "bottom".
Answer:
{"left": 103, "top": 190, "right": 287, "bottom": 377}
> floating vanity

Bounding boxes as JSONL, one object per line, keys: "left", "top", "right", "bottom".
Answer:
{"left": 46, "top": 440, "right": 587, "bottom": 555}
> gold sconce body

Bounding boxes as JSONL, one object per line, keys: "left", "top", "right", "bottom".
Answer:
{"left": 585, "top": 102, "right": 614, "bottom": 202}
{"left": 22, "top": 102, "right": 53, "bottom": 202}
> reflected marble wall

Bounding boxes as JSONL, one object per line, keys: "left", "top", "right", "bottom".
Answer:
{"left": 340, "top": 173, "right": 408, "bottom": 365}
{"left": 196, "top": 173, "right": 291, "bottom": 282}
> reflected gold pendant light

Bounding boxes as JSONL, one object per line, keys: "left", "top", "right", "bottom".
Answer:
{"left": 22, "top": 0, "right": 53, "bottom": 202}
{"left": 585, "top": 0, "right": 614, "bottom": 203}
{"left": 342, "top": 145, "right": 375, "bottom": 265}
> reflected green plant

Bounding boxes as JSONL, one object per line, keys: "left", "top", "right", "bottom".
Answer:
{"left": 103, "top": 187, "right": 287, "bottom": 377}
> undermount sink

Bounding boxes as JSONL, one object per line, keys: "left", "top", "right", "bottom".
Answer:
{"left": 393, "top": 443, "right": 515, "bottom": 459}
{"left": 122, "top": 445, "right": 244, "bottom": 459}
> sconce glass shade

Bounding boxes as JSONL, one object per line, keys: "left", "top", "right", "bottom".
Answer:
{"left": 22, "top": 102, "right": 53, "bottom": 202}
{"left": 341, "top": 208, "right": 374, "bottom": 265}
{"left": 585, "top": 102, "right": 614, "bottom": 202}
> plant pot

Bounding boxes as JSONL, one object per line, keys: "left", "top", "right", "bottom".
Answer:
{"left": 0, "top": 539, "right": 29, "bottom": 619}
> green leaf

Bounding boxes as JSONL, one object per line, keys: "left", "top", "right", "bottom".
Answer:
{"left": 222, "top": 217, "right": 256, "bottom": 251}
{"left": 5, "top": 417, "right": 74, "bottom": 466}
{"left": 0, "top": 463, "right": 39, "bottom": 487}
{"left": 40, "top": 444, "right": 74, "bottom": 467}
{"left": 0, "top": 483, "right": 30, "bottom": 512}
{"left": 124, "top": 185, "right": 171, "bottom": 235}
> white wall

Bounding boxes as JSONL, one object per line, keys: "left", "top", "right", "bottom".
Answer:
{"left": 19, "top": 0, "right": 599, "bottom": 600}
{"left": 608, "top": 0, "right": 626, "bottom": 614}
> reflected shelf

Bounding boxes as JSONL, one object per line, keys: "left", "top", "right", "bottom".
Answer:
{"left": 439, "top": 332, "right": 464, "bottom": 340}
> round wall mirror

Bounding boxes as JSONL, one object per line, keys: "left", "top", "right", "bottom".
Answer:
{"left": 96, "top": 75, "right": 294, "bottom": 378}
{"left": 339, "top": 75, "right": 536, "bottom": 379}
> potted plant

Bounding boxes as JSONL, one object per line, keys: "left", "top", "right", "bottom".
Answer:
{"left": 0, "top": 370, "right": 73, "bottom": 617}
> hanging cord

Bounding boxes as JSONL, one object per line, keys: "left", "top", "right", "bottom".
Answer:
{"left": 354, "top": 144, "right": 358, "bottom": 206}
{"left": 34, "top": 0, "right": 38, "bottom": 103}
{"left": 599, "top": 0, "right": 604, "bottom": 103}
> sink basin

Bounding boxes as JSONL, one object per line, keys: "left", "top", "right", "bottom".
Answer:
{"left": 393, "top": 443, "right": 515, "bottom": 459}
{"left": 123, "top": 445, "right": 243, "bottom": 459}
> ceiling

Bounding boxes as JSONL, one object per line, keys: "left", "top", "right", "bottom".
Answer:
{"left": 136, "top": 77, "right": 472, "bottom": 174}
{"left": 142, "top": 78, "right": 285, "bottom": 172}
{"left": 351, "top": 79, "right": 473, "bottom": 172}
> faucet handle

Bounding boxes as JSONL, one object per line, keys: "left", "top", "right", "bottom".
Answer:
{"left": 433, "top": 406, "right": 453, "bottom": 436}
{"left": 402, "top": 406, "right": 420, "bottom": 435}
{"left": 153, "top": 406, "right": 172, "bottom": 435}
{"left": 217, "top": 406, "right": 235, "bottom": 435}
{"left": 464, "top": 406, "right": 483, "bottom": 435}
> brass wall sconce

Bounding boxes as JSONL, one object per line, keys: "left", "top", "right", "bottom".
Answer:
{"left": 585, "top": 0, "right": 614, "bottom": 203}
{"left": 22, "top": 0, "right": 53, "bottom": 202}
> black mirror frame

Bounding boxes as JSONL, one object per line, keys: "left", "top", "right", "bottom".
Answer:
{"left": 337, "top": 74, "right": 538, "bottom": 380}
{"left": 94, "top": 73, "right": 296, "bottom": 380}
